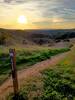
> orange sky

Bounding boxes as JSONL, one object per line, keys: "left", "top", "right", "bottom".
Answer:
{"left": 0, "top": 0, "right": 75, "bottom": 29}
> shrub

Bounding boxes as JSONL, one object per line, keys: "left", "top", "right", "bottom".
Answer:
{"left": 42, "top": 68, "right": 75, "bottom": 100}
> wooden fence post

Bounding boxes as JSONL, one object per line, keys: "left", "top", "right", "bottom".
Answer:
{"left": 9, "top": 49, "right": 19, "bottom": 96}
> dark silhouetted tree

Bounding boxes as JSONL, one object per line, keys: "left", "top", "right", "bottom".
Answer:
{"left": 0, "top": 33, "right": 6, "bottom": 45}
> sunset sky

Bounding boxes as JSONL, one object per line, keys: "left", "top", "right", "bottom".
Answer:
{"left": 0, "top": 0, "right": 75, "bottom": 29}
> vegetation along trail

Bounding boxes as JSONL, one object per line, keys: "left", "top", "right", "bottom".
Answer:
{"left": 0, "top": 52, "right": 69, "bottom": 99}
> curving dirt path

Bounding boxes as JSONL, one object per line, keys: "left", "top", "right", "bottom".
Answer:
{"left": 0, "top": 52, "right": 68, "bottom": 99}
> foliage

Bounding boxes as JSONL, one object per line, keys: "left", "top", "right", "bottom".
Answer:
{"left": 7, "top": 46, "right": 75, "bottom": 100}
{"left": 0, "top": 33, "right": 6, "bottom": 45}
{"left": 7, "top": 92, "right": 28, "bottom": 100}
{"left": 41, "top": 64, "right": 75, "bottom": 100}
{"left": 8, "top": 64, "right": 75, "bottom": 100}
{"left": 0, "top": 48, "right": 70, "bottom": 84}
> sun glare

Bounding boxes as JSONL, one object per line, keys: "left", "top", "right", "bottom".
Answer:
{"left": 18, "top": 15, "right": 27, "bottom": 24}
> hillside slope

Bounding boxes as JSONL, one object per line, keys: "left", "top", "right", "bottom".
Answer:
{"left": 0, "top": 51, "right": 68, "bottom": 100}
{"left": 0, "top": 28, "right": 75, "bottom": 46}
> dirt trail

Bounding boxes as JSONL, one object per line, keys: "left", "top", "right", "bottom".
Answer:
{"left": 0, "top": 52, "right": 68, "bottom": 99}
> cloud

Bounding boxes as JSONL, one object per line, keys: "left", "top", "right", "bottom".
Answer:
{"left": 0, "top": 0, "right": 75, "bottom": 29}
{"left": 33, "top": 21, "right": 50, "bottom": 26}
{"left": 52, "top": 17, "right": 64, "bottom": 23}
{"left": 3, "top": 0, "right": 29, "bottom": 4}
{"left": 4, "top": 0, "right": 12, "bottom": 3}
{"left": 33, "top": 17, "right": 65, "bottom": 26}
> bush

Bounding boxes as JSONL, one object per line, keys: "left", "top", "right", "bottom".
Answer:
{"left": 0, "top": 33, "right": 6, "bottom": 45}
{"left": 7, "top": 92, "right": 28, "bottom": 100}
{"left": 42, "top": 68, "right": 75, "bottom": 100}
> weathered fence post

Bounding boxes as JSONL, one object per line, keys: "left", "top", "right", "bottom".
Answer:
{"left": 9, "top": 49, "right": 19, "bottom": 97}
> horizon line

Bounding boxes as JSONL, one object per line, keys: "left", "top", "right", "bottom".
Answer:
{"left": 0, "top": 28, "right": 75, "bottom": 31}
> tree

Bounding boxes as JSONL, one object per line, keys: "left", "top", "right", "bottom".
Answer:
{"left": 0, "top": 33, "right": 6, "bottom": 45}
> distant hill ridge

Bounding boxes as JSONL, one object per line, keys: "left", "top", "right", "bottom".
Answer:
{"left": 0, "top": 28, "right": 75, "bottom": 45}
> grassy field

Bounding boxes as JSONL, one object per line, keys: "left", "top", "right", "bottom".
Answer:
{"left": 0, "top": 46, "right": 69, "bottom": 85}
{"left": 7, "top": 46, "right": 75, "bottom": 100}
{"left": 41, "top": 46, "right": 75, "bottom": 100}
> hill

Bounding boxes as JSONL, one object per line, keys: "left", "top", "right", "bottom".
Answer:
{"left": 0, "top": 28, "right": 75, "bottom": 46}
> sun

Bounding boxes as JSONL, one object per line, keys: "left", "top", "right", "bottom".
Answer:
{"left": 18, "top": 15, "right": 27, "bottom": 24}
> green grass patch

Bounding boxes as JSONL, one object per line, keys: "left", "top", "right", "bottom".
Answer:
{"left": 40, "top": 46, "right": 75, "bottom": 100}
{"left": 41, "top": 66, "right": 75, "bottom": 100}
{"left": 0, "top": 48, "right": 70, "bottom": 85}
